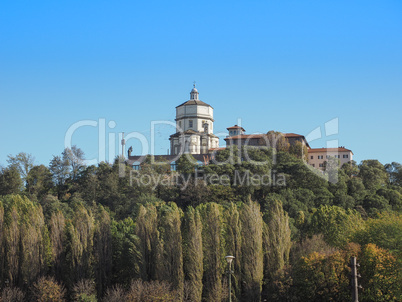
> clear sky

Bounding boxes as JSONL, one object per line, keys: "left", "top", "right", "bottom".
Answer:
{"left": 1, "top": 0, "right": 401, "bottom": 167}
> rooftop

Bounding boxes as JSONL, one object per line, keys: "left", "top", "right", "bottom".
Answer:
{"left": 308, "top": 147, "right": 353, "bottom": 154}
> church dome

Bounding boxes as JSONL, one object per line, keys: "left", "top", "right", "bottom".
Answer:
{"left": 191, "top": 87, "right": 198, "bottom": 93}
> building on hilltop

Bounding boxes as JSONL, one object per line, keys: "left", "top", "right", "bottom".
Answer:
{"left": 127, "top": 84, "right": 353, "bottom": 171}
{"left": 169, "top": 84, "right": 219, "bottom": 155}
{"left": 308, "top": 147, "right": 353, "bottom": 170}
{"left": 224, "top": 128, "right": 310, "bottom": 149}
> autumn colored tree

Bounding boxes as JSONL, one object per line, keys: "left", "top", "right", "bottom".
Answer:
{"left": 72, "top": 279, "right": 97, "bottom": 302}
{"left": 259, "top": 131, "right": 290, "bottom": 153}
{"left": 32, "top": 276, "right": 66, "bottom": 302}
{"left": 292, "top": 250, "right": 350, "bottom": 302}
{"left": 359, "top": 243, "right": 401, "bottom": 302}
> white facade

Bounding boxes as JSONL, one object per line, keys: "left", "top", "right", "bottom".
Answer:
{"left": 170, "top": 86, "right": 219, "bottom": 155}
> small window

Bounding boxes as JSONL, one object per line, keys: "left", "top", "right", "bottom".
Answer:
{"left": 179, "top": 121, "right": 182, "bottom": 128}
{"left": 319, "top": 163, "right": 324, "bottom": 167}
{"left": 318, "top": 155, "right": 323, "bottom": 159}
{"left": 326, "top": 155, "right": 329, "bottom": 159}
{"left": 343, "top": 154, "right": 348, "bottom": 158}
{"left": 310, "top": 156, "right": 313, "bottom": 159}
{"left": 189, "top": 120, "right": 193, "bottom": 128}
{"left": 312, "top": 164, "right": 315, "bottom": 167}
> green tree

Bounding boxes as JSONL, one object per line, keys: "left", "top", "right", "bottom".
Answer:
{"left": 64, "top": 205, "right": 95, "bottom": 288}
{"left": 0, "top": 202, "right": 4, "bottom": 284}
{"left": 359, "top": 160, "right": 388, "bottom": 191}
{"left": 158, "top": 202, "right": 184, "bottom": 299}
{"left": 7, "top": 152, "right": 35, "bottom": 184}
{"left": 385, "top": 162, "right": 402, "bottom": 186}
{"left": 94, "top": 206, "right": 112, "bottom": 297}
{"left": 135, "top": 203, "right": 162, "bottom": 281}
{"left": 353, "top": 212, "right": 402, "bottom": 258}
{"left": 26, "top": 165, "right": 53, "bottom": 199}
{"left": 183, "top": 207, "right": 203, "bottom": 302}
{"left": 62, "top": 146, "right": 85, "bottom": 181}
{"left": 198, "top": 203, "right": 223, "bottom": 302}
{"left": 49, "top": 210, "right": 66, "bottom": 282}
{"left": 2, "top": 195, "right": 50, "bottom": 286}
{"left": 0, "top": 166, "right": 23, "bottom": 195}
{"left": 49, "top": 155, "right": 70, "bottom": 198}
{"left": 310, "top": 205, "right": 364, "bottom": 247}
{"left": 176, "top": 153, "right": 197, "bottom": 175}
{"left": 111, "top": 218, "right": 141, "bottom": 286}
{"left": 262, "top": 199, "right": 291, "bottom": 300}
{"left": 240, "top": 200, "right": 264, "bottom": 302}
{"left": 223, "top": 203, "right": 242, "bottom": 301}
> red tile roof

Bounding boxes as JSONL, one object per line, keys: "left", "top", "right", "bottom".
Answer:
{"left": 224, "top": 134, "right": 263, "bottom": 140}
{"left": 283, "top": 133, "right": 304, "bottom": 138}
{"left": 227, "top": 125, "right": 246, "bottom": 131}
{"left": 224, "top": 133, "right": 305, "bottom": 140}
{"left": 308, "top": 147, "right": 353, "bottom": 154}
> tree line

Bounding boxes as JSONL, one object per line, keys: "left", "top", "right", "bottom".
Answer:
{"left": 0, "top": 146, "right": 401, "bottom": 301}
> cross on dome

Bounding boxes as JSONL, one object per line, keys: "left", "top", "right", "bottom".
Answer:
{"left": 190, "top": 82, "right": 199, "bottom": 99}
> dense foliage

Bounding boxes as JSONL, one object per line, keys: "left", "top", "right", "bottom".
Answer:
{"left": 0, "top": 148, "right": 401, "bottom": 301}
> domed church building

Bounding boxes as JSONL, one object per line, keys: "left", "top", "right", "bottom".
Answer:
{"left": 169, "top": 84, "right": 219, "bottom": 155}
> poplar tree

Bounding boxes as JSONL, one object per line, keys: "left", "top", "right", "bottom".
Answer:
{"left": 240, "top": 200, "right": 263, "bottom": 302}
{"left": 2, "top": 195, "right": 50, "bottom": 286}
{"left": 183, "top": 206, "right": 203, "bottom": 302}
{"left": 49, "top": 211, "right": 66, "bottom": 281}
{"left": 94, "top": 206, "right": 113, "bottom": 297}
{"left": 262, "top": 199, "right": 291, "bottom": 300}
{"left": 64, "top": 205, "right": 94, "bottom": 287}
{"left": 158, "top": 203, "right": 184, "bottom": 300}
{"left": 198, "top": 203, "right": 223, "bottom": 302}
{"left": 111, "top": 217, "right": 141, "bottom": 286}
{"left": 223, "top": 203, "right": 242, "bottom": 301}
{"left": 263, "top": 199, "right": 291, "bottom": 276}
{"left": 5, "top": 207, "right": 19, "bottom": 285}
{"left": 135, "top": 204, "right": 162, "bottom": 281}
{"left": 0, "top": 202, "right": 4, "bottom": 284}
{"left": 20, "top": 204, "right": 47, "bottom": 286}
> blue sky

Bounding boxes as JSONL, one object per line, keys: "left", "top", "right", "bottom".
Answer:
{"left": 1, "top": 0, "right": 401, "bottom": 167}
